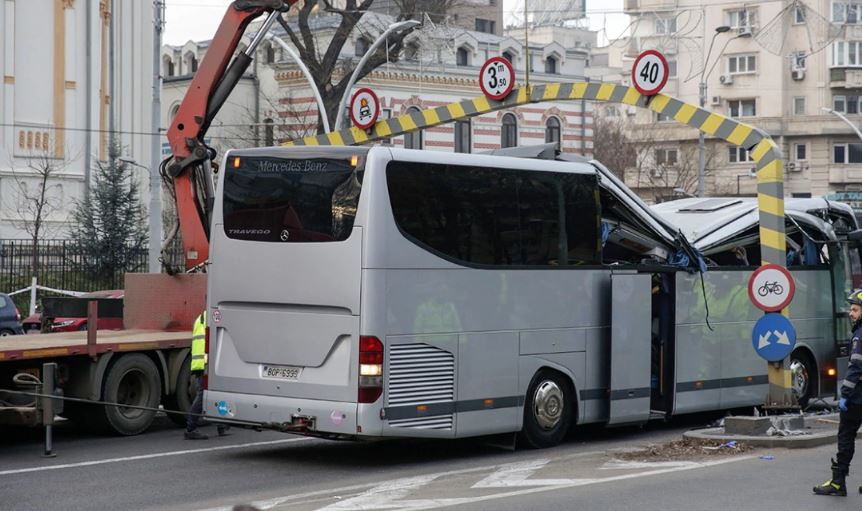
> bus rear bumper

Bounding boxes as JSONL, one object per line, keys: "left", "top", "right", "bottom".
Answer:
{"left": 204, "top": 390, "right": 358, "bottom": 436}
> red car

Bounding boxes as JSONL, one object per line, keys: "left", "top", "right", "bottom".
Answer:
{"left": 24, "top": 290, "right": 125, "bottom": 333}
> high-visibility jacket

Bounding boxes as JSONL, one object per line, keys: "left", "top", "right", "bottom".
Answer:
{"left": 191, "top": 311, "right": 206, "bottom": 372}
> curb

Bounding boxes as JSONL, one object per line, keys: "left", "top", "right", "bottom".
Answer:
{"left": 683, "top": 423, "right": 838, "bottom": 449}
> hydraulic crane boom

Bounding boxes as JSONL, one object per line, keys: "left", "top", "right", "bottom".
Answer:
{"left": 165, "top": 0, "right": 296, "bottom": 270}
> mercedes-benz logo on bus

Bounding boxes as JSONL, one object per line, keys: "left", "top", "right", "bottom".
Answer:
{"left": 280, "top": 230, "right": 290, "bottom": 241}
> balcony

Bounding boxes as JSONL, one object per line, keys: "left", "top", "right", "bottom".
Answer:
{"left": 829, "top": 166, "right": 862, "bottom": 185}
{"left": 831, "top": 68, "right": 862, "bottom": 88}
{"left": 624, "top": 0, "right": 678, "bottom": 13}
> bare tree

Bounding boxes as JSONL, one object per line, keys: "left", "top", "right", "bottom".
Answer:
{"left": 7, "top": 151, "right": 72, "bottom": 277}
{"left": 592, "top": 116, "right": 637, "bottom": 179}
{"left": 279, "top": 0, "right": 459, "bottom": 131}
{"left": 623, "top": 125, "right": 718, "bottom": 203}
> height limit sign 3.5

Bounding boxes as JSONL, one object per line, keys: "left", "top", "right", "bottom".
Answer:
{"left": 480, "top": 57, "right": 515, "bottom": 101}
{"left": 632, "top": 50, "right": 669, "bottom": 96}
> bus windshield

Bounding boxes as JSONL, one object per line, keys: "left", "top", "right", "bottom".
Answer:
{"left": 222, "top": 155, "right": 362, "bottom": 243}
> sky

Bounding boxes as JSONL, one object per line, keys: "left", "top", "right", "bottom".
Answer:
{"left": 163, "top": 0, "right": 630, "bottom": 47}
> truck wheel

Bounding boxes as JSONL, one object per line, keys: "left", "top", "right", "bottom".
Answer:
{"left": 519, "top": 370, "right": 573, "bottom": 449}
{"left": 98, "top": 353, "right": 162, "bottom": 436}
{"left": 163, "top": 356, "right": 192, "bottom": 427}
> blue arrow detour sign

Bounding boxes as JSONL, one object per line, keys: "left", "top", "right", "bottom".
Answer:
{"left": 752, "top": 313, "right": 797, "bottom": 362}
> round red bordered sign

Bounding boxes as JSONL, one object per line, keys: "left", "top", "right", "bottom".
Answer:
{"left": 349, "top": 88, "right": 380, "bottom": 130}
{"left": 747, "top": 263, "right": 795, "bottom": 312}
{"left": 479, "top": 57, "right": 515, "bottom": 101}
{"left": 632, "top": 50, "right": 669, "bottom": 96}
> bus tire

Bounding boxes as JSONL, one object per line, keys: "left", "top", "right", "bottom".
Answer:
{"left": 791, "top": 351, "right": 816, "bottom": 409}
{"left": 98, "top": 353, "right": 162, "bottom": 436}
{"left": 519, "top": 369, "right": 573, "bottom": 449}
{"left": 162, "top": 356, "right": 192, "bottom": 427}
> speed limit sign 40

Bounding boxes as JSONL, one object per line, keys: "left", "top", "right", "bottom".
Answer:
{"left": 480, "top": 57, "right": 515, "bottom": 101}
{"left": 632, "top": 50, "right": 669, "bottom": 96}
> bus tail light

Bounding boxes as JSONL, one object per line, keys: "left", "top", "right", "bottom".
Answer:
{"left": 202, "top": 326, "right": 210, "bottom": 390}
{"left": 358, "top": 336, "right": 383, "bottom": 403}
{"left": 828, "top": 367, "right": 837, "bottom": 377}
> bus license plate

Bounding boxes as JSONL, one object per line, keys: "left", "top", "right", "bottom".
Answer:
{"left": 261, "top": 365, "right": 302, "bottom": 380}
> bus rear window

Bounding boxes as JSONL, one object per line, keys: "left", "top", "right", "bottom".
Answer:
{"left": 222, "top": 156, "right": 361, "bottom": 242}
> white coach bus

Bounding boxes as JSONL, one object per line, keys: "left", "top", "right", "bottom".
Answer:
{"left": 203, "top": 146, "right": 843, "bottom": 447}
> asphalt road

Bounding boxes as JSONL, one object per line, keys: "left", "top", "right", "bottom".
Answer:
{"left": 0, "top": 411, "right": 845, "bottom": 511}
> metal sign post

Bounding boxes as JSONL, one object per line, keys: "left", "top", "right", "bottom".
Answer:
{"left": 748, "top": 265, "right": 797, "bottom": 409}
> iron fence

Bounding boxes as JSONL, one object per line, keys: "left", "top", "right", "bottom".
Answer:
{"left": 0, "top": 239, "right": 148, "bottom": 296}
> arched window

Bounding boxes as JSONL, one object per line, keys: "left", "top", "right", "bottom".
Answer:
{"left": 169, "top": 104, "right": 180, "bottom": 122}
{"left": 264, "top": 43, "right": 276, "bottom": 64}
{"left": 456, "top": 47, "right": 470, "bottom": 66}
{"left": 545, "top": 56, "right": 558, "bottom": 74}
{"left": 404, "top": 107, "right": 423, "bottom": 149}
{"left": 184, "top": 51, "right": 198, "bottom": 74}
{"left": 264, "top": 118, "right": 275, "bottom": 146}
{"left": 405, "top": 43, "right": 420, "bottom": 61}
{"left": 355, "top": 37, "right": 371, "bottom": 57}
{"left": 545, "top": 116, "right": 561, "bottom": 149}
{"left": 455, "top": 120, "right": 471, "bottom": 153}
{"left": 162, "top": 55, "right": 174, "bottom": 77}
{"left": 501, "top": 113, "right": 517, "bottom": 148}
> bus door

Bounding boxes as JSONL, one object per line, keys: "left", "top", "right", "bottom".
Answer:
{"left": 608, "top": 271, "right": 652, "bottom": 425}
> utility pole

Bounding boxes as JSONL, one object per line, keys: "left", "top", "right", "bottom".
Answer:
{"left": 149, "top": 0, "right": 164, "bottom": 273}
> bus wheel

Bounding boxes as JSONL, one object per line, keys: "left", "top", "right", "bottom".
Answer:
{"left": 791, "top": 352, "right": 815, "bottom": 409}
{"left": 98, "top": 353, "right": 162, "bottom": 436}
{"left": 520, "top": 370, "right": 572, "bottom": 449}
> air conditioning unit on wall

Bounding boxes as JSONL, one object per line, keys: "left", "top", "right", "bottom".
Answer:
{"left": 710, "top": 95, "right": 721, "bottom": 106}
{"left": 792, "top": 68, "right": 805, "bottom": 81}
{"left": 719, "top": 74, "right": 734, "bottom": 85}
{"left": 651, "top": 167, "right": 664, "bottom": 178}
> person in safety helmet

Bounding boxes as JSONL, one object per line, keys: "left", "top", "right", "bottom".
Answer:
{"left": 814, "top": 289, "right": 862, "bottom": 495}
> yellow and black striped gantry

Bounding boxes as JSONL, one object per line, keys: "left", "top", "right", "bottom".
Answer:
{"left": 283, "top": 82, "right": 787, "bottom": 268}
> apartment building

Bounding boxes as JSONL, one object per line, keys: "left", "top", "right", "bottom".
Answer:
{"left": 621, "top": 0, "right": 862, "bottom": 202}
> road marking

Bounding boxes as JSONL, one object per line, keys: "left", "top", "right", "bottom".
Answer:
{"left": 600, "top": 460, "right": 700, "bottom": 470}
{"left": 472, "top": 459, "right": 589, "bottom": 487}
{"left": 201, "top": 452, "right": 755, "bottom": 511}
{"left": 0, "top": 437, "right": 312, "bottom": 477}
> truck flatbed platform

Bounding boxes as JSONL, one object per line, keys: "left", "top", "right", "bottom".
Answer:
{"left": 0, "top": 330, "right": 192, "bottom": 361}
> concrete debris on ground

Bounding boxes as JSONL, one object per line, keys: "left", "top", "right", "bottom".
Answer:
{"left": 616, "top": 438, "right": 752, "bottom": 462}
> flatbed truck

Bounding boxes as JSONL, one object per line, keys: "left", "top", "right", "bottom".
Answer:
{"left": 0, "top": 274, "right": 205, "bottom": 435}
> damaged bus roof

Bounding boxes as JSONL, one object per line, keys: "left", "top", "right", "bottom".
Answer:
{"left": 651, "top": 197, "right": 856, "bottom": 254}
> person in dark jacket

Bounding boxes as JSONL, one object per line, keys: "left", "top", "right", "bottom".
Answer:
{"left": 814, "top": 289, "right": 862, "bottom": 496}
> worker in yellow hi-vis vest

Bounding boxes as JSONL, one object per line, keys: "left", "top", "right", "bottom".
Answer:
{"left": 185, "top": 310, "right": 229, "bottom": 440}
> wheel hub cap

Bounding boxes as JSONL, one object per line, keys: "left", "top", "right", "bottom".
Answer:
{"left": 533, "top": 381, "right": 564, "bottom": 430}
{"left": 790, "top": 359, "right": 808, "bottom": 398}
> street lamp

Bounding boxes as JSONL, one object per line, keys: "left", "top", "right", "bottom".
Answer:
{"left": 333, "top": 20, "right": 421, "bottom": 132}
{"left": 119, "top": 158, "right": 161, "bottom": 273}
{"left": 697, "top": 25, "right": 751, "bottom": 197}
{"left": 821, "top": 106, "right": 862, "bottom": 141}
{"left": 264, "top": 34, "right": 331, "bottom": 133}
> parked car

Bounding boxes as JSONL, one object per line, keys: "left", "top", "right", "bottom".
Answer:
{"left": 49, "top": 290, "right": 125, "bottom": 333}
{"left": 0, "top": 293, "right": 24, "bottom": 336}
{"left": 22, "top": 290, "right": 126, "bottom": 333}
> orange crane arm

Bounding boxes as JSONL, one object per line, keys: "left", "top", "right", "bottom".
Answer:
{"left": 165, "top": 0, "right": 296, "bottom": 269}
